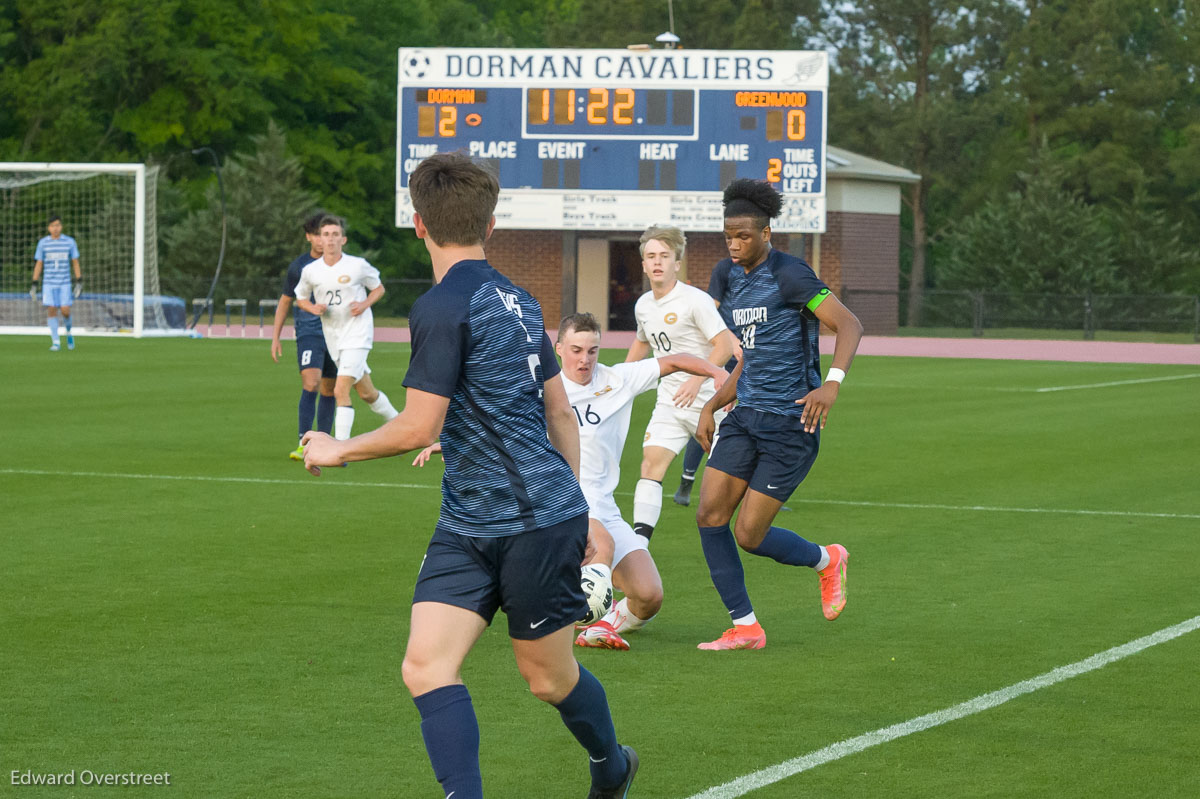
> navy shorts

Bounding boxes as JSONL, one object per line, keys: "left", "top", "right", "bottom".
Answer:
{"left": 295, "top": 334, "right": 337, "bottom": 378}
{"left": 412, "top": 513, "right": 589, "bottom": 640}
{"left": 706, "top": 406, "right": 820, "bottom": 501}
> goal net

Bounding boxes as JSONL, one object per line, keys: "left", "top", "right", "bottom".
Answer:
{"left": 0, "top": 163, "right": 185, "bottom": 336}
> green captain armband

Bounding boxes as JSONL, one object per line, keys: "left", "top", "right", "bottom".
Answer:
{"left": 806, "top": 288, "right": 831, "bottom": 312}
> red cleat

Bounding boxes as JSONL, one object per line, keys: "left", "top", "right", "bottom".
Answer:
{"left": 697, "top": 621, "right": 766, "bottom": 650}
{"left": 818, "top": 544, "right": 848, "bottom": 620}
{"left": 575, "top": 621, "right": 630, "bottom": 650}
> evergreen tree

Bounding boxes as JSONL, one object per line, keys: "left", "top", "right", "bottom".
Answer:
{"left": 161, "top": 122, "right": 318, "bottom": 300}
{"left": 939, "top": 152, "right": 1122, "bottom": 295}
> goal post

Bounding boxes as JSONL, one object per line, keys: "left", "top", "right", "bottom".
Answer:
{"left": 0, "top": 162, "right": 185, "bottom": 337}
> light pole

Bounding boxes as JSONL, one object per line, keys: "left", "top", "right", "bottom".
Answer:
{"left": 189, "top": 147, "right": 228, "bottom": 331}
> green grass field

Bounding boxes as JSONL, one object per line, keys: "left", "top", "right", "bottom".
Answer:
{"left": 5, "top": 336, "right": 1199, "bottom": 798}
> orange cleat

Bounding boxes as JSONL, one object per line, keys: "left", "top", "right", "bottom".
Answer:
{"left": 575, "top": 621, "right": 630, "bottom": 650}
{"left": 697, "top": 621, "right": 766, "bottom": 650}
{"left": 818, "top": 544, "right": 848, "bottom": 620}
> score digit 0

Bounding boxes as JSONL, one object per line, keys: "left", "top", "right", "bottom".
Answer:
{"left": 766, "top": 109, "right": 807, "bottom": 142}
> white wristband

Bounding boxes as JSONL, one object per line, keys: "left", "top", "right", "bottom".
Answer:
{"left": 825, "top": 367, "right": 846, "bottom": 385}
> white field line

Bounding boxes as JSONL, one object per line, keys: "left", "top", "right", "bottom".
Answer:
{"left": 684, "top": 614, "right": 1200, "bottom": 799}
{"left": 0, "top": 467, "right": 427, "bottom": 490}
{"left": 861, "top": 373, "right": 1200, "bottom": 392}
{"left": 4, "top": 468, "right": 1198, "bottom": 521}
{"left": 1027, "top": 372, "right": 1200, "bottom": 392}
{"left": 782, "top": 497, "right": 1200, "bottom": 521}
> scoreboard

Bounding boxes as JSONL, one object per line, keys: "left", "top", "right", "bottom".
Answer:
{"left": 396, "top": 48, "right": 828, "bottom": 232}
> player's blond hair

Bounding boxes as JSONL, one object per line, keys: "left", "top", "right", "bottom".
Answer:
{"left": 638, "top": 224, "right": 686, "bottom": 260}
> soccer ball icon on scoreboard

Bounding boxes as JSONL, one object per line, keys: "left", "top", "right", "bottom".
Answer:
{"left": 578, "top": 564, "right": 614, "bottom": 626}
{"left": 403, "top": 52, "right": 431, "bottom": 80}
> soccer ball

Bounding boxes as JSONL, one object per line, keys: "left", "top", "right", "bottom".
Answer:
{"left": 578, "top": 564, "right": 614, "bottom": 626}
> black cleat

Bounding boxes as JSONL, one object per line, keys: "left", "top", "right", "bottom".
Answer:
{"left": 673, "top": 479, "right": 694, "bottom": 506}
{"left": 586, "top": 745, "right": 638, "bottom": 799}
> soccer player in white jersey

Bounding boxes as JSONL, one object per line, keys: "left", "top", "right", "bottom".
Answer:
{"left": 272, "top": 212, "right": 397, "bottom": 459}
{"left": 556, "top": 312, "right": 728, "bottom": 650}
{"left": 293, "top": 216, "right": 398, "bottom": 440}
{"left": 626, "top": 225, "right": 737, "bottom": 542}
{"left": 31, "top": 215, "right": 83, "bottom": 351}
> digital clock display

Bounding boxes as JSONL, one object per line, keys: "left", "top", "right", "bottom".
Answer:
{"left": 397, "top": 48, "right": 830, "bottom": 232}
{"left": 524, "top": 88, "right": 696, "bottom": 139}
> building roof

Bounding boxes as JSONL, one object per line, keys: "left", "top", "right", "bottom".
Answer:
{"left": 828, "top": 145, "right": 921, "bottom": 184}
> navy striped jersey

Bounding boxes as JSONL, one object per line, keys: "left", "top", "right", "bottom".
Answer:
{"left": 403, "top": 259, "right": 588, "bottom": 537}
{"left": 708, "top": 248, "right": 831, "bottom": 417}
{"left": 282, "top": 252, "right": 324, "bottom": 338}
{"left": 35, "top": 235, "right": 79, "bottom": 287}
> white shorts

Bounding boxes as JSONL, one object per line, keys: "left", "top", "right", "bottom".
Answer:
{"left": 333, "top": 347, "right": 370, "bottom": 380}
{"left": 584, "top": 491, "right": 649, "bottom": 569}
{"left": 642, "top": 401, "right": 727, "bottom": 455}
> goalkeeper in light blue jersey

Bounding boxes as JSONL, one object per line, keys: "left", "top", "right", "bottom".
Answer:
{"left": 31, "top": 215, "right": 83, "bottom": 351}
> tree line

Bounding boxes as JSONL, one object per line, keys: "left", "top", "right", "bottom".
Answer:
{"left": 3, "top": 0, "right": 1197, "bottom": 314}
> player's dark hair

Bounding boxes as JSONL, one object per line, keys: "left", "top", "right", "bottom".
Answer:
{"left": 318, "top": 214, "right": 346, "bottom": 234}
{"left": 557, "top": 312, "right": 602, "bottom": 342}
{"left": 303, "top": 210, "right": 327, "bottom": 234}
{"left": 722, "top": 179, "right": 782, "bottom": 229}
{"left": 47, "top": 214, "right": 61, "bottom": 225}
{"left": 408, "top": 152, "right": 499, "bottom": 247}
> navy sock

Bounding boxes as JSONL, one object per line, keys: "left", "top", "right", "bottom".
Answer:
{"left": 681, "top": 437, "right": 704, "bottom": 479}
{"left": 413, "top": 684, "right": 483, "bottom": 799}
{"left": 315, "top": 393, "right": 336, "bottom": 434}
{"left": 555, "top": 666, "right": 626, "bottom": 790}
{"left": 749, "top": 526, "right": 821, "bottom": 567}
{"left": 298, "top": 390, "right": 318, "bottom": 439}
{"left": 698, "top": 524, "right": 753, "bottom": 619}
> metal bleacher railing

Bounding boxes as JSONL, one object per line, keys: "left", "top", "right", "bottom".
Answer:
{"left": 169, "top": 277, "right": 433, "bottom": 336}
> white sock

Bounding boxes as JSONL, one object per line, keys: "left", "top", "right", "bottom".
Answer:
{"left": 732, "top": 612, "right": 758, "bottom": 626}
{"left": 609, "top": 597, "right": 653, "bottom": 633}
{"left": 368, "top": 391, "right": 398, "bottom": 420}
{"left": 633, "top": 478, "right": 663, "bottom": 533}
{"left": 334, "top": 406, "right": 355, "bottom": 440}
{"left": 814, "top": 546, "right": 830, "bottom": 571}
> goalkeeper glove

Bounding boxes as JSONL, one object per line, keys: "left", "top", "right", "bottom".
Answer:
{"left": 73, "top": 279, "right": 83, "bottom": 298}
{"left": 30, "top": 281, "right": 39, "bottom": 301}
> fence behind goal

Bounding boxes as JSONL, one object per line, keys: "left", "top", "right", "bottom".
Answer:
{"left": 0, "top": 163, "right": 184, "bottom": 337}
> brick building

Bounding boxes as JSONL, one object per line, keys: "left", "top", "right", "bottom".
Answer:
{"left": 485, "top": 145, "right": 919, "bottom": 335}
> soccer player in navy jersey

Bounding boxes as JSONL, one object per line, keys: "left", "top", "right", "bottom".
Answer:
{"left": 300, "top": 153, "right": 637, "bottom": 799}
{"left": 31, "top": 215, "right": 82, "bottom": 351}
{"left": 692, "top": 179, "right": 864, "bottom": 651}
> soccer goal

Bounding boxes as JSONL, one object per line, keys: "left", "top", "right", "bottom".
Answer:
{"left": 0, "top": 162, "right": 185, "bottom": 337}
